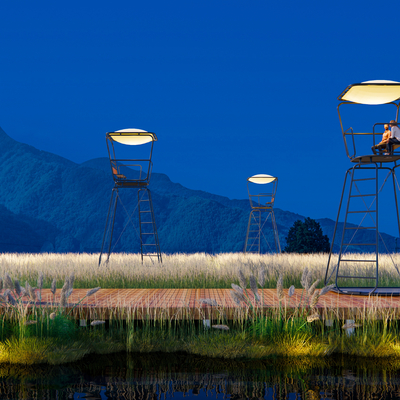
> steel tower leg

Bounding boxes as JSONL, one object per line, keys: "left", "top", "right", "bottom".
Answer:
{"left": 271, "top": 209, "right": 281, "bottom": 253}
{"left": 99, "top": 188, "right": 118, "bottom": 266}
{"left": 325, "top": 169, "right": 350, "bottom": 284}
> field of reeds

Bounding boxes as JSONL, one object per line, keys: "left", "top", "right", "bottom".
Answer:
{"left": 1, "top": 252, "right": 400, "bottom": 289}
{"left": 0, "top": 252, "right": 399, "bottom": 365}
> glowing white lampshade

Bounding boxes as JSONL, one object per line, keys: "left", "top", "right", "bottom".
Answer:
{"left": 248, "top": 174, "right": 276, "bottom": 184}
{"left": 108, "top": 128, "right": 156, "bottom": 145}
{"left": 341, "top": 80, "right": 400, "bottom": 105}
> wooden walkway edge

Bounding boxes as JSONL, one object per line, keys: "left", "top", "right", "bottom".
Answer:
{"left": 3, "top": 288, "right": 400, "bottom": 320}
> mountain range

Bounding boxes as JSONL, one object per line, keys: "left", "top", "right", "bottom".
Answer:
{"left": 0, "top": 126, "right": 397, "bottom": 254}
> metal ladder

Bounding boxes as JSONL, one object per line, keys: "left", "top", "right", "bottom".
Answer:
{"left": 244, "top": 210, "right": 262, "bottom": 253}
{"left": 138, "top": 188, "right": 162, "bottom": 262}
{"left": 244, "top": 209, "right": 281, "bottom": 254}
{"left": 335, "top": 164, "right": 379, "bottom": 291}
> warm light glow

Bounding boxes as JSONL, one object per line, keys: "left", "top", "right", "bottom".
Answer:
{"left": 341, "top": 80, "right": 400, "bottom": 105}
{"left": 108, "top": 128, "right": 156, "bottom": 145}
{"left": 248, "top": 174, "right": 276, "bottom": 184}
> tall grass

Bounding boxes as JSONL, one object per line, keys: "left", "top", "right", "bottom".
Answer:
{"left": 0, "top": 252, "right": 400, "bottom": 364}
{"left": 0, "top": 252, "right": 399, "bottom": 289}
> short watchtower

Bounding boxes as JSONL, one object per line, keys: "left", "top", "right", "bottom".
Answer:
{"left": 99, "top": 128, "right": 162, "bottom": 265}
{"left": 244, "top": 174, "right": 281, "bottom": 254}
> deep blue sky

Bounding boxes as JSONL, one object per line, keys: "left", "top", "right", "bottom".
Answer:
{"left": 1, "top": 0, "right": 400, "bottom": 236}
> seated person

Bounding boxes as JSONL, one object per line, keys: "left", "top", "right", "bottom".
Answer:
{"left": 387, "top": 120, "right": 400, "bottom": 154}
{"left": 371, "top": 124, "right": 391, "bottom": 154}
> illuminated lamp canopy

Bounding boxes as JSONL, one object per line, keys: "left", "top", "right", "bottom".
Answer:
{"left": 248, "top": 174, "right": 276, "bottom": 184}
{"left": 108, "top": 128, "right": 157, "bottom": 145}
{"left": 339, "top": 80, "right": 400, "bottom": 105}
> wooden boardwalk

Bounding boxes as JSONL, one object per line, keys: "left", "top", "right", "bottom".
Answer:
{"left": 7, "top": 288, "right": 400, "bottom": 320}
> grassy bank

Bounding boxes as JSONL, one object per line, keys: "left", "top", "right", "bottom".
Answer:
{"left": 0, "top": 262, "right": 400, "bottom": 365}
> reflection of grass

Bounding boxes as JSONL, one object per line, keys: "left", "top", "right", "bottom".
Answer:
{"left": 1, "top": 252, "right": 400, "bottom": 289}
{"left": 3, "top": 352, "right": 400, "bottom": 400}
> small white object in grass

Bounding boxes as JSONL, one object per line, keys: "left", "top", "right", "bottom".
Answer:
{"left": 203, "top": 319, "right": 210, "bottom": 328}
{"left": 212, "top": 324, "right": 229, "bottom": 331}
{"left": 91, "top": 320, "right": 106, "bottom": 326}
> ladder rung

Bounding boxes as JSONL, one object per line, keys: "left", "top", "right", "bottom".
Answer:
{"left": 340, "top": 259, "right": 376, "bottom": 262}
{"left": 353, "top": 178, "right": 376, "bottom": 181}
{"left": 139, "top": 210, "right": 152, "bottom": 213}
{"left": 140, "top": 221, "right": 153, "bottom": 224}
{"left": 337, "top": 275, "right": 376, "bottom": 280}
{"left": 141, "top": 232, "right": 154, "bottom": 235}
{"left": 348, "top": 210, "right": 376, "bottom": 214}
{"left": 345, "top": 227, "right": 375, "bottom": 230}
{"left": 343, "top": 243, "right": 376, "bottom": 246}
{"left": 350, "top": 194, "right": 376, "bottom": 198}
{"left": 142, "top": 244, "right": 157, "bottom": 246}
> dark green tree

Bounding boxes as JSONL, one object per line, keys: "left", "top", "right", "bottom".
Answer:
{"left": 284, "top": 217, "right": 330, "bottom": 253}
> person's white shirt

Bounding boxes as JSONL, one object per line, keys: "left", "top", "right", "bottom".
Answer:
{"left": 391, "top": 125, "right": 400, "bottom": 140}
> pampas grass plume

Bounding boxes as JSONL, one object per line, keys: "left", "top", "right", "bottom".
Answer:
{"left": 37, "top": 272, "right": 44, "bottom": 290}
{"left": 320, "top": 284, "right": 335, "bottom": 296}
{"left": 86, "top": 287, "right": 101, "bottom": 297}
{"left": 258, "top": 267, "right": 266, "bottom": 287}
{"left": 308, "top": 279, "right": 320, "bottom": 296}
{"left": 231, "top": 283, "right": 244, "bottom": 296}
{"left": 309, "top": 289, "right": 320, "bottom": 308}
{"left": 238, "top": 269, "right": 247, "bottom": 289}
{"left": 60, "top": 291, "right": 67, "bottom": 307}
{"left": 300, "top": 268, "right": 308, "bottom": 289}
{"left": 14, "top": 280, "right": 22, "bottom": 296}
{"left": 51, "top": 279, "right": 57, "bottom": 295}
{"left": 4, "top": 274, "right": 13, "bottom": 290}
{"left": 277, "top": 274, "right": 284, "bottom": 301}
{"left": 249, "top": 275, "right": 260, "bottom": 302}
{"left": 198, "top": 298, "right": 218, "bottom": 306}
{"left": 307, "top": 313, "right": 320, "bottom": 323}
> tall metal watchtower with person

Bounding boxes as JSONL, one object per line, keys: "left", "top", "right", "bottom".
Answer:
{"left": 244, "top": 174, "right": 281, "bottom": 254}
{"left": 99, "top": 128, "right": 162, "bottom": 265}
{"left": 325, "top": 81, "right": 400, "bottom": 295}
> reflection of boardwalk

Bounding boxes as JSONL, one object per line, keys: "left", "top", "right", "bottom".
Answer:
{"left": 4, "top": 288, "right": 400, "bottom": 319}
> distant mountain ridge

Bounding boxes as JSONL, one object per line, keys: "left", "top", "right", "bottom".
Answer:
{"left": 0, "top": 126, "right": 396, "bottom": 254}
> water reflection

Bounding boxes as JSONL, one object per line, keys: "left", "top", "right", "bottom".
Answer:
{"left": 0, "top": 353, "right": 400, "bottom": 399}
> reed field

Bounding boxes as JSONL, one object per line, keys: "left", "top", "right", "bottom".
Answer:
{"left": 0, "top": 252, "right": 399, "bottom": 365}
{"left": 0, "top": 252, "right": 400, "bottom": 289}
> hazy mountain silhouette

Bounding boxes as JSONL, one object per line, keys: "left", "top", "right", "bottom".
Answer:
{"left": 0, "top": 126, "right": 396, "bottom": 254}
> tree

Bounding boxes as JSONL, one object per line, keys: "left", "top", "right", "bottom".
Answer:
{"left": 284, "top": 217, "right": 330, "bottom": 253}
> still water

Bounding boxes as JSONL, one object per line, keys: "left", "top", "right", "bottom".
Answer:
{"left": 0, "top": 353, "right": 400, "bottom": 399}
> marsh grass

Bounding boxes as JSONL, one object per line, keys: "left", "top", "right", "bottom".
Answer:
{"left": 0, "top": 253, "right": 400, "bottom": 364}
{"left": 0, "top": 252, "right": 400, "bottom": 289}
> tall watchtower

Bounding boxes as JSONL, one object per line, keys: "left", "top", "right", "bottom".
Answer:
{"left": 244, "top": 174, "right": 281, "bottom": 254}
{"left": 325, "top": 81, "right": 400, "bottom": 295}
{"left": 99, "top": 128, "right": 162, "bottom": 265}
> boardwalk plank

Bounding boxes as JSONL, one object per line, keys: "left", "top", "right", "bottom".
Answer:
{"left": 2, "top": 288, "right": 400, "bottom": 319}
